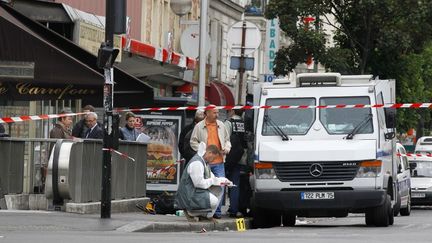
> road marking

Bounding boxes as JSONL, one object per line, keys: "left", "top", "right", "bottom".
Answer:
{"left": 402, "top": 224, "right": 415, "bottom": 229}
{"left": 419, "top": 224, "right": 431, "bottom": 230}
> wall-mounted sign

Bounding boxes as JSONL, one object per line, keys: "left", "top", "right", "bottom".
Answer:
{"left": 265, "top": 18, "right": 280, "bottom": 74}
{"left": 0, "top": 81, "right": 100, "bottom": 101}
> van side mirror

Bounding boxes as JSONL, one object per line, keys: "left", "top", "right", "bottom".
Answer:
{"left": 397, "top": 164, "right": 402, "bottom": 174}
{"left": 409, "top": 162, "right": 417, "bottom": 171}
{"left": 385, "top": 131, "right": 395, "bottom": 140}
{"left": 384, "top": 108, "right": 396, "bottom": 128}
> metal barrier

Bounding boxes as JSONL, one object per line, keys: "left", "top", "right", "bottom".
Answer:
{"left": 0, "top": 138, "right": 147, "bottom": 203}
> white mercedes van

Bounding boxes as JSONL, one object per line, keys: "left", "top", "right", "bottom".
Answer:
{"left": 251, "top": 73, "right": 398, "bottom": 227}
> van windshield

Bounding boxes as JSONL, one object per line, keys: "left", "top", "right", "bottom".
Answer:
{"left": 319, "top": 97, "right": 373, "bottom": 135}
{"left": 410, "top": 161, "right": 432, "bottom": 178}
{"left": 262, "top": 98, "right": 315, "bottom": 135}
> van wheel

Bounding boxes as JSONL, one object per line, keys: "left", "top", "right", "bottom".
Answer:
{"left": 373, "top": 195, "right": 393, "bottom": 227}
{"left": 365, "top": 209, "right": 375, "bottom": 226}
{"left": 400, "top": 194, "right": 411, "bottom": 216}
{"left": 393, "top": 194, "right": 401, "bottom": 216}
{"left": 282, "top": 213, "right": 296, "bottom": 227}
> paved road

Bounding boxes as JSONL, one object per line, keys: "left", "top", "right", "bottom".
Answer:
{"left": 1, "top": 207, "right": 432, "bottom": 243}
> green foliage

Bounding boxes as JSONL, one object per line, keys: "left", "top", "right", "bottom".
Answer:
{"left": 396, "top": 43, "right": 432, "bottom": 132}
{"left": 267, "top": 0, "right": 432, "bottom": 132}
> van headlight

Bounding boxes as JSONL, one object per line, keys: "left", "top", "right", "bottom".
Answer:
{"left": 356, "top": 160, "right": 382, "bottom": 178}
{"left": 254, "top": 162, "right": 277, "bottom": 179}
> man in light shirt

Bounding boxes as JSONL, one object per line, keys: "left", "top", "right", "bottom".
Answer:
{"left": 175, "top": 143, "right": 232, "bottom": 221}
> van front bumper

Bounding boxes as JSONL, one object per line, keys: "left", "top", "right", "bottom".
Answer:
{"left": 254, "top": 189, "right": 387, "bottom": 211}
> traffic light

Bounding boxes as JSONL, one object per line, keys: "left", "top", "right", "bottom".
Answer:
{"left": 96, "top": 43, "right": 119, "bottom": 69}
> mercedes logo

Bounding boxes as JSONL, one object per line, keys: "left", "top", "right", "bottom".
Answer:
{"left": 309, "top": 163, "right": 323, "bottom": 177}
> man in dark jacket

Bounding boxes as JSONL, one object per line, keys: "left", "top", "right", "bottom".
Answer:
{"left": 178, "top": 110, "right": 205, "bottom": 163}
{"left": 50, "top": 110, "right": 73, "bottom": 139}
{"left": 72, "top": 105, "right": 96, "bottom": 138}
{"left": 84, "top": 112, "right": 104, "bottom": 139}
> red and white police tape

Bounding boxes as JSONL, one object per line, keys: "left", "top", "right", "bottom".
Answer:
{"left": 397, "top": 153, "right": 432, "bottom": 158}
{"left": 1, "top": 102, "right": 432, "bottom": 124}
{"left": 0, "top": 111, "right": 88, "bottom": 124}
{"left": 116, "top": 102, "right": 432, "bottom": 113}
{"left": 102, "top": 148, "right": 136, "bottom": 162}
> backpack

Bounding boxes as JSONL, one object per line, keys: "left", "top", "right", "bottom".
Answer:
{"left": 225, "top": 118, "right": 246, "bottom": 165}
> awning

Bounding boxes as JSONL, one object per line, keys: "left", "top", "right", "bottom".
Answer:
{"left": 117, "top": 36, "right": 197, "bottom": 87}
{"left": 0, "top": 3, "right": 154, "bottom": 107}
{"left": 207, "top": 81, "right": 235, "bottom": 106}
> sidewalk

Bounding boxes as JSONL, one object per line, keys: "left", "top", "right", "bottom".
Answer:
{"left": 0, "top": 210, "right": 251, "bottom": 233}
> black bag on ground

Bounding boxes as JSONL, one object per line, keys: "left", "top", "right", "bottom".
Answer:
{"left": 152, "top": 192, "right": 176, "bottom": 214}
{"left": 225, "top": 118, "right": 246, "bottom": 165}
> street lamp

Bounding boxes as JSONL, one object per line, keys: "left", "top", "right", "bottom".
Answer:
{"left": 170, "top": 0, "right": 192, "bottom": 16}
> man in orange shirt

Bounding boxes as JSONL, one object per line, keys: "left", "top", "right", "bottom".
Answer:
{"left": 190, "top": 105, "right": 231, "bottom": 218}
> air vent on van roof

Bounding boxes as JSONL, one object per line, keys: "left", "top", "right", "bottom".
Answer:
{"left": 296, "top": 73, "right": 341, "bottom": 87}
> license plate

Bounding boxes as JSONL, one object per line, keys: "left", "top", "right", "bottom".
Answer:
{"left": 412, "top": 193, "right": 426, "bottom": 198}
{"left": 301, "top": 192, "right": 335, "bottom": 200}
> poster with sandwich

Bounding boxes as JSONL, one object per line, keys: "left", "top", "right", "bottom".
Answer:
{"left": 139, "top": 115, "right": 181, "bottom": 191}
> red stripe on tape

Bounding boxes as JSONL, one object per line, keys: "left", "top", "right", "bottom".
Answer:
{"left": 411, "top": 103, "right": 422, "bottom": 108}
{"left": 186, "top": 106, "right": 198, "bottom": 110}
{"left": 391, "top": 103, "right": 403, "bottom": 109}
{"left": 2, "top": 117, "right": 14, "bottom": 123}
{"left": 20, "top": 116, "right": 31, "bottom": 121}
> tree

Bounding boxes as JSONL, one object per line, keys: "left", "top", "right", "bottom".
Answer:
{"left": 266, "top": 0, "right": 432, "bottom": 133}
{"left": 266, "top": 0, "right": 432, "bottom": 77}
{"left": 396, "top": 42, "right": 432, "bottom": 133}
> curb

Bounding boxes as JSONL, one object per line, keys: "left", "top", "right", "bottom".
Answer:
{"left": 117, "top": 218, "right": 252, "bottom": 233}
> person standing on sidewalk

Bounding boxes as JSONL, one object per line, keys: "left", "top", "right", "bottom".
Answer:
{"left": 72, "top": 105, "right": 96, "bottom": 138}
{"left": 190, "top": 105, "right": 231, "bottom": 219}
{"left": 84, "top": 112, "right": 104, "bottom": 139}
{"left": 175, "top": 143, "right": 232, "bottom": 221}
{"left": 224, "top": 107, "right": 247, "bottom": 218}
{"left": 120, "top": 112, "right": 149, "bottom": 141}
{"left": 178, "top": 109, "right": 205, "bottom": 163}
{"left": 49, "top": 110, "right": 73, "bottom": 139}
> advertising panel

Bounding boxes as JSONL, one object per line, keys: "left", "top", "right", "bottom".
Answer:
{"left": 138, "top": 115, "right": 181, "bottom": 191}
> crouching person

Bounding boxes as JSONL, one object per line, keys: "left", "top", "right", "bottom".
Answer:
{"left": 175, "top": 143, "right": 232, "bottom": 221}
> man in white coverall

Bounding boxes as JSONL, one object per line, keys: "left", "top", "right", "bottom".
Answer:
{"left": 175, "top": 142, "right": 233, "bottom": 221}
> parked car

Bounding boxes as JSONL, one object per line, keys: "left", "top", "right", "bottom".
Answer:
{"left": 414, "top": 136, "right": 432, "bottom": 155}
{"left": 394, "top": 143, "right": 411, "bottom": 216}
{"left": 409, "top": 156, "right": 432, "bottom": 205}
